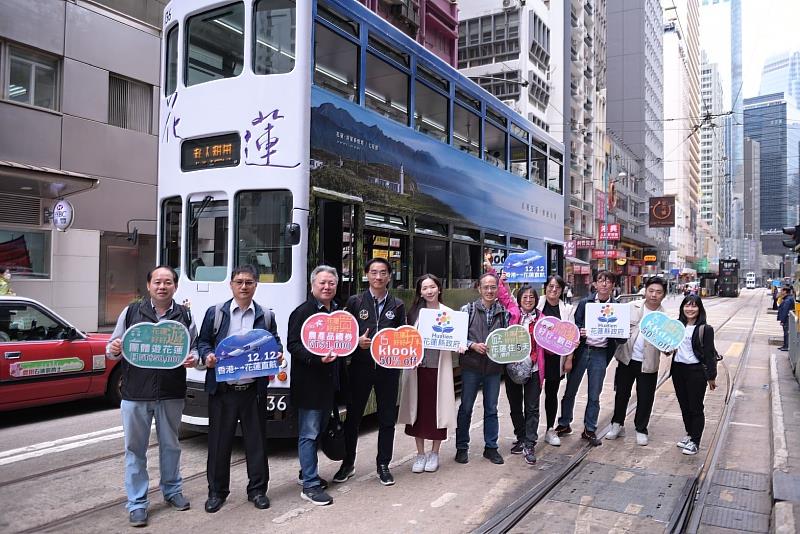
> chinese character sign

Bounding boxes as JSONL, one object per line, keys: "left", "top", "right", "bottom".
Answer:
{"left": 301, "top": 311, "right": 359, "bottom": 357}
{"left": 486, "top": 325, "right": 532, "bottom": 364}
{"left": 215, "top": 329, "right": 281, "bottom": 381}
{"left": 122, "top": 320, "right": 191, "bottom": 369}
{"left": 9, "top": 357, "right": 84, "bottom": 378}
{"left": 502, "top": 250, "right": 547, "bottom": 282}
{"left": 416, "top": 308, "right": 468, "bottom": 351}
{"left": 599, "top": 224, "right": 621, "bottom": 241}
{"left": 370, "top": 326, "right": 424, "bottom": 369}
{"left": 532, "top": 317, "right": 580, "bottom": 356}
{"left": 244, "top": 109, "right": 300, "bottom": 168}
{"left": 585, "top": 303, "right": 631, "bottom": 338}
{"left": 639, "top": 312, "right": 685, "bottom": 352}
{"left": 565, "top": 241, "right": 576, "bottom": 258}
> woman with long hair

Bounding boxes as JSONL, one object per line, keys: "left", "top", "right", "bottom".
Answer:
{"left": 397, "top": 274, "right": 457, "bottom": 473}
{"left": 671, "top": 295, "right": 718, "bottom": 456}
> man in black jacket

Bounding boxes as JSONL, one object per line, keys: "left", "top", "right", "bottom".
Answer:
{"left": 555, "top": 270, "right": 621, "bottom": 446}
{"left": 288, "top": 265, "right": 341, "bottom": 506}
{"left": 106, "top": 266, "right": 198, "bottom": 528}
{"left": 197, "top": 265, "right": 280, "bottom": 513}
{"left": 333, "top": 258, "right": 406, "bottom": 486}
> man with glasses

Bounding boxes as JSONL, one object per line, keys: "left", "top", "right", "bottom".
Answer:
{"left": 197, "top": 265, "right": 281, "bottom": 513}
{"left": 334, "top": 258, "right": 406, "bottom": 486}
{"left": 555, "top": 270, "right": 621, "bottom": 446}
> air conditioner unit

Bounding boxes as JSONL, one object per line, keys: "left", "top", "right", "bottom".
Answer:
{"left": 502, "top": 0, "right": 517, "bottom": 9}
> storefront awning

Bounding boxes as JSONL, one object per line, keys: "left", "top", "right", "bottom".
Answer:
{"left": 681, "top": 267, "right": 697, "bottom": 276}
{"left": 566, "top": 256, "right": 590, "bottom": 266}
{"left": 0, "top": 160, "right": 99, "bottom": 199}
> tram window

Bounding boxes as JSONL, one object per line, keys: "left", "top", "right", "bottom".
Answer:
{"left": 414, "top": 238, "right": 448, "bottom": 287}
{"left": 414, "top": 80, "right": 448, "bottom": 142}
{"left": 453, "top": 104, "right": 480, "bottom": 156}
{"left": 531, "top": 148, "right": 547, "bottom": 188}
{"left": 417, "top": 65, "right": 448, "bottom": 93}
{"left": 317, "top": 3, "right": 359, "bottom": 38}
{"left": 253, "top": 0, "right": 296, "bottom": 75}
{"left": 365, "top": 53, "right": 409, "bottom": 125}
{"left": 185, "top": 2, "right": 244, "bottom": 87}
{"left": 165, "top": 25, "right": 178, "bottom": 95}
{"left": 484, "top": 232, "right": 505, "bottom": 247}
{"left": 160, "top": 197, "right": 182, "bottom": 272}
{"left": 452, "top": 242, "right": 480, "bottom": 289}
{"left": 455, "top": 89, "right": 481, "bottom": 112}
{"left": 510, "top": 123, "right": 529, "bottom": 141}
{"left": 235, "top": 190, "right": 292, "bottom": 283}
{"left": 510, "top": 136, "right": 528, "bottom": 178}
{"left": 414, "top": 218, "right": 448, "bottom": 237}
{"left": 484, "top": 121, "right": 507, "bottom": 170}
{"left": 487, "top": 108, "right": 507, "bottom": 128}
{"left": 453, "top": 226, "right": 480, "bottom": 243}
{"left": 509, "top": 236, "right": 528, "bottom": 251}
{"left": 314, "top": 23, "right": 359, "bottom": 102}
{"left": 547, "top": 158, "right": 563, "bottom": 194}
{"left": 368, "top": 35, "right": 410, "bottom": 68}
{"left": 187, "top": 197, "right": 228, "bottom": 281}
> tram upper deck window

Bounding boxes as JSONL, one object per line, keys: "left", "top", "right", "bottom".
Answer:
{"left": 165, "top": 25, "right": 178, "bottom": 95}
{"left": 484, "top": 121, "right": 507, "bottom": 170}
{"left": 253, "top": 0, "right": 296, "bottom": 74}
{"left": 510, "top": 136, "right": 528, "bottom": 179}
{"left": 531, "top": 147, "right": 547, "bottom": 188}
{"left": 185, "top": 3, "right": 244, "bottom": 87}
{"left": 314, "top": 23, "right": 359, "bottom": 102}
{"left": 236, "top": 190, "right": 292, "bottom": 283}
{"left": 187, "top": 196, "right": 228, "bottom": 281}
{"left": 160, "top": 197, "right": 182, "bottom": 272}
{"left": 365, "top": 53, "right": 409, "bottom": 125}
{"left": 453, "top": 104, "right": 480, "bottom": 156}
{"left": 548, "top": 151, "right": 563, "bottom": 194}
{"left": 414, "top": 80, "right": 448, "bottom": 142}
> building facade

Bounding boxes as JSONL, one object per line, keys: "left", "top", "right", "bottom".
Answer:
{"left": 700, "top": 53, "right": 725, "bottom": 247}
{"left": 759, "top": 51, "right": 800, "bottom": 107}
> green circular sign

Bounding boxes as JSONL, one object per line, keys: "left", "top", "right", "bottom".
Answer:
{"left": 121, "top": 320, "right": 190, "bottom": 369}
{"left": 486, "top": 324, "right": 532, "bottom": 364}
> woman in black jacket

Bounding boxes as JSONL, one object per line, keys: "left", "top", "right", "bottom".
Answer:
{"left": 671, "top": 295, "right": 718, "bottom": 456}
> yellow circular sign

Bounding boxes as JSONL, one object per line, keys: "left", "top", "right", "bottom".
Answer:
{"left": 616, "top": 258, "right": 627, "bottom": 266}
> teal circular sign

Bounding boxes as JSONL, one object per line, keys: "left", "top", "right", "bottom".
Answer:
{"left": 121, "top": 320, "right": 190, "bottom": 369}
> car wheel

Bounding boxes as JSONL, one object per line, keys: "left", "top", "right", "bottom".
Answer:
{"left": 105, "top": 365, "right": 123, "bottom": 406}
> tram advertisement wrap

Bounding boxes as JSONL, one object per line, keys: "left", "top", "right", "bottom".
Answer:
{"left": 301, "top": 311, "right": 359, "bottom": 357}
{"left": 639, "top": 312, "right": 685, "bottom": 352}
{"left": 585, "top": 303, "right": 631, "bottom": 338}
{"left": 370, "top": 326, "right": 424, "bottom": 369}
{"left": 121, "top": 320, "right": 190, "bottom": 369}
{"left": 416, "top": 308, "right": 468, "bottom": 351}
{"left": 486, "top": 325, "right": 532, "bottom": 364}
{"left": 532, "top": 317, "right": 580, "bottom": 356}
{"left": 502, "top": 250, "right": 547, "bottom": 282}
{"left": 214, "top": 329, "right": 281, "bottom": 381}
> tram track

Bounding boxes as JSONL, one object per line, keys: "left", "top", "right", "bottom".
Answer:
{"left": 473, "top": 292, "right": 762, "bottom": 534}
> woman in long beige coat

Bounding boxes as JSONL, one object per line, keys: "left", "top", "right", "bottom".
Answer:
{"left": 398, "top": 274, "right": 457, "bottom": 474}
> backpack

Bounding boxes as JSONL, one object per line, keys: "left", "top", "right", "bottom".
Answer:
{"left": 125, "top": 300, "right": 192, "bottom": 329}
{"left": 698, "top": 324, "right": 723, "bottom": 362}
{"left": 212, "top": 302, "right": 273, "bottom": 336}
{"left": 466, "top": 301, "right": 509, "bottom": 330}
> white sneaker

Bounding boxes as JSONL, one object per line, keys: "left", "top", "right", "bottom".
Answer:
{"left": 682, "top": 441, "right": 699, "bottom": 455}
{"left": 605, "top": 423, "right": 625, "bottom": 440}
{"left": 424, "top": 452, "right": 439, "bottom": 472}
{"left": 544, "top": 428, "right": 561, "bottom": 446}
{"left": 676, "top": 436, "right": 692, "bottom": 449}
{"left": 636, "top": 432, "right": 648, "bottom": 446}
{"left": 412, "top": 454, "right": 426, "bottom": 473}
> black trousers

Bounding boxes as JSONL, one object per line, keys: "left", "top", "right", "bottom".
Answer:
{"left": 543, "top": 378, "right": 560, "bottom": 429}
{"left": 207, "top": 385, "right": 269, "bottom": 498}
{"left": 611, "top": 359, "right": 657, "bottom": 434}
{"left": 504, "top": 370, "right": 525, "bottom": 442}
{"left": 343, "top": 360, "right": 400, "bottom": 467}
{"left": 671, "top": 362, "right": 707, "bottom": 446}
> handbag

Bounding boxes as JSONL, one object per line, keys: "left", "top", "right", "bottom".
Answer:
{"left": 506, "top": 358, "right": 533, "bottom": 385}
{"left": 320, "top": 408, "right": 346, "bottom": 461}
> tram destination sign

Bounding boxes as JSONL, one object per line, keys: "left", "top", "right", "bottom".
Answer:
{"left": 181, "top": 133, "right": 240, "bottom": 171}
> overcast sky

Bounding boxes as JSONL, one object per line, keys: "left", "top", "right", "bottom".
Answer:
{"left": 741, "top": 0, "right": 800, "bottom": 98}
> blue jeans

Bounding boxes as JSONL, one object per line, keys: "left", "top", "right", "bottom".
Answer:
{"left": 558, "top": 348, "right": 608, "bottom": 432}
{"left": 456, "top": 369, "right": 502, "bottom": 450}
{"left": 121, "top": 399, "right": 184, "bottom": 511}
{"left": 297, "top": 408, "right": 327, "bottom": 489}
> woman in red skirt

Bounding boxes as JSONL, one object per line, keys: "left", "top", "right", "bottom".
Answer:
{"left": 398, "top": 274, "right": 457, "bottom": 473}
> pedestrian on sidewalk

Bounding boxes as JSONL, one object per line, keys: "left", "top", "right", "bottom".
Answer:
{"left": 197, "top": 265, "right": 279, "bottom": 513}
{"left": 778, "top": 286, "right": 795, "bottom": 351}
{"left": 398, "top": 274, "right": 457, "bottom": 474}
{"left": 671, "top": 295, "right": 718, "bottom": 456}
{"left": 606, "top": 276, "right": 668, "bottom": 446}
{"left": 0, "top": 266, "right": 15, "bottom": 295}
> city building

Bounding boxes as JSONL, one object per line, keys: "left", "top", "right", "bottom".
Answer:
{"left": 699, "top": 53, "right": 725, "bottom": 248}
{"left": 759, "top": 51, "right": 800, "bottom": 106}
{"left": 358, "top": 0, "right": 458, "bottom": 66}
{"left": 0, "top": 0, "right": 165, "bottom": 330}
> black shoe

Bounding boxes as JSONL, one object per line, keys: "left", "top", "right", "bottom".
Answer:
{"left": 377, "top": 464, "right": 395, "bottom": 486}
{"left": 332, "top": 463, "right": 355, "bottom": 483}
{"left": 297, "top": 470, "right": 329, "bottom": 489}
{"left": 165, "top": 492, "right": 190, "bottom": 511}
{"left": 779, "top": 347, "right": 789, "bottom": 352}
{"left": 554, "top": 424, "right": 573, "bottom": 436}
{"left": 301, "top": 486, "right": 333, "bottom": 506}
{"left": 455, "top": 449, "right": 469, "bottom": 464}
{"left": 510, "top": 440, "right": 524, "bottom": 455}
{"left": 129, "top": 508, "right": 148, "bottom": 528}
{"left": 204, "top": 496, "right": 226, "bottom": 514}
{"left": 483, "top": 447, "right": 505, "bottom": 464}
{"left": 248, "top": 493, "right": 270, "bottom": 510}
{"left": 581, "top": 429, "right": 602, "bottom": 447}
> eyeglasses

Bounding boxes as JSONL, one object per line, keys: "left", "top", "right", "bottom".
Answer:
{"left": 232, "top": 279, "right": 256, "bottom": 287}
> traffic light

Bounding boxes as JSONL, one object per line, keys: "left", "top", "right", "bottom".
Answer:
{"left": 783, "top": 224, "right": 800, "bottom": 263}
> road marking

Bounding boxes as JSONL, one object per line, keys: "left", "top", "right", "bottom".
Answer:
{"left": 729, "top": 421, "right": 766, "bottom": 428}
{"left": 0, "top": 426, "right": 133, "bottom": 466}
{"left": 431, "top": 492, "right": 457, "bottom": 508}
{"left": 726, "top": 342, "right": 745, "bottom": 358}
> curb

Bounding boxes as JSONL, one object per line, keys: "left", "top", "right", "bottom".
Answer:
{"left": 771, "top": 354, "right": 789, "bottom": 473}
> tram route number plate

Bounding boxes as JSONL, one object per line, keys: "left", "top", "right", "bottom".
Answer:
{"left": 265, "top": 395, "right": 287, "bottom": 412}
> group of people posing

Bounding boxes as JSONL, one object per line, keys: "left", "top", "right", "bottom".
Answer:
{"left": 105, "top": 260, "right": 719, "bottom": 528}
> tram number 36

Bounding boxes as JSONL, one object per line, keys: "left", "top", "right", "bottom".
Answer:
{"left": 265, "top": 395, "right": 287, "bottom": 412}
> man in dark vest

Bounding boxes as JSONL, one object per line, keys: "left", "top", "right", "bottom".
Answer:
{"left": 106, "top": 266, "right": 198, "bottom": 528}
{"left": 197, "top": 265, "right": 280, "bottom": 513}
{"left": 333, "top": 257, "right": 406, "bottom": 486}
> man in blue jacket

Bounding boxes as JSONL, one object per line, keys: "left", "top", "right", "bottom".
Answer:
{"left": 778, "top": 286, "right": 795, "bottom": 351}
{"left": 197, "top": 265, "right": 282, "bottom": 513}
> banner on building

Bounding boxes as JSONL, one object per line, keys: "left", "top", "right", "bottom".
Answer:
{"left": 565, "top": 241, "right": 576, "bottom": 257}
{"left": 591, "top": 249, "right": 626, "bottom": 260}
{"left": 649, "top": 196, "right": 676, "bottom": 228}
{"left": 599, "top": 224, "right": 621, "bottom": 241}
{"left": 576, "top": 239, "right": 596, "bottom": 249}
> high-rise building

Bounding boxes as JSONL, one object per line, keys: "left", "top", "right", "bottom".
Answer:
{"left": 759, "top": 51, "right": 800, "bottom": 106}
{"left": 743, "top": 92, "right": 800, "bottom": 255}
{"left": 700, "top": 53, "right": 725, "bottom": 246}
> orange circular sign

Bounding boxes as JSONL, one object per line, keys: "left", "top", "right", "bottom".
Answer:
{"left": 370, "top": 326, "right": 424, "bottom": 369}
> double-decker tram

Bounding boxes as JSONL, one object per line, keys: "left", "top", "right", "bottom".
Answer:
{"left": 158, "top": 0, "right": 566, "bottom": 436}
{"left": 718, "top": 259, "right": 740, "bottom": 297}
{"left": 745, "top": 271, "right": 756, "bottom": 289}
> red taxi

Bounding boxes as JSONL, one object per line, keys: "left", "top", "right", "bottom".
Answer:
{"left": 0, "top": 296, "right": 118, "bottom": 411}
